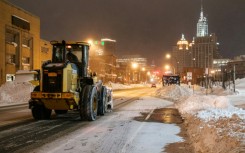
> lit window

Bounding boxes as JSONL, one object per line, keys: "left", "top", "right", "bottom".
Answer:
{"left": 6, "top": 54, "right": 15, "bottom": 64}
{"left": 41, "top": 46, "right": 49, "bottom": 54}
{"left": 22, "top": 57, "right": 30, "bottom": 64}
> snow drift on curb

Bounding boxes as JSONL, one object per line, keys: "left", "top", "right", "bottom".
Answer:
{"left": 0, "top": 82, "right": 34, "bottom": 106}
{"left": 155, "top": 82, "right": 245, "bottom": 152}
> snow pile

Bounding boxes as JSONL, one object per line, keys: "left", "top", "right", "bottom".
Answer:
{"left": 156, "top": 82, "right": 245, "bottom": 152}
{"left": 155, "top": 84, "right": 192, "bottom": 101}
{"left": 211, "top": 86, "right": 234, "bottom": 96}
{"left": 106, "top": 82, "right": 149, "bottom": 90}
{"left": 177, "top": 94, "right": 245, "bottom": 152}
{"left": 235, "top": 78, "right": 245, "bottom": 94}
{"left": 177, "top": 95, "right": 234, "bottom": 115}
{"left": 196, "top": 104, "right": 244, "bottom": 122}
{"left": 0, "top": 82, "right": 34, "bottom": 106}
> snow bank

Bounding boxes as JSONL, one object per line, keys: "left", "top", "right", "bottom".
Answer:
{"left": 0, "top": 82, "right": 34, "bottom": 106}
{"left": 106, "top": 82, "right": 149, "bottom": 90}
{"left": 155, "top": 85, "right": 192, "bottom": 101}
{"left": 235, "top": 78, "right": 245, "bottom": 95}
{"left": 155, "top": 83, "right": 245, "bottom": 152}
{"left": 0, "top": 81, "right": 149, "bottom": 106}
{"left": 177, "top": 95, "right": 234, "bottom": 114}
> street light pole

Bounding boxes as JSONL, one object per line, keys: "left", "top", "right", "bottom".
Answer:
{"left": 165, "top": 53, "right": 178, "bottom": 74}
{"left": 176, "top": 61, "right": 179, "bottom": 75}
{"left": 131, "top": 62, "right": 138, "bottom": 83}
{"left": 233, "top": 64, "right": 236, "bottom": 93}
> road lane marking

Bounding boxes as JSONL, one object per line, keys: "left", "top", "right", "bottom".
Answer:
{"left": 145, "top": 109, "right": 154, "bottom": 121}
{"left": 121, "top": 109, "right": 154, "bottom": 153}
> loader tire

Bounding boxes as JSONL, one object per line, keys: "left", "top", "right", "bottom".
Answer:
{"left": 80, "top": 85, "right": 91, "bottom": 120}
{"left": 98, "top": 86, "right": 107, "bottom": 116}
{"left": 87, "top": 86, "right": 98, "bottom": 121}
{"left": 32, "top": 105, "right": 51, "bottom": 120}
{"left": 80, "top": 85, "right": 98, "bottom": 121}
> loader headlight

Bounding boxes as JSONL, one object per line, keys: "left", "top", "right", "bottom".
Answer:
{"left": 62, "top": 93, "right": 74, "bottom": 99}
{"left": 31, "top": 92, "right": 41, "bottom": 98}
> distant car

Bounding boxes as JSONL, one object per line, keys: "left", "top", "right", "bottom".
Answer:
{"left": 151, "top": 83, "right": 156, "bottom": 88}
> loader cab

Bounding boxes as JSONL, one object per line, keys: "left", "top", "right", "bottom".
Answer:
{"left": 53, "top": 45, "right": 65, "bottom": 63}
{"left": 51, "top": 41, "right": 88, "bottom": 64}
{"left": 49, "top": 41, "right": 90, "bottom": 78}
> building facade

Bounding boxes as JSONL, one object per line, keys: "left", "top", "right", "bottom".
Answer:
{"left": 226, "top": 58, "right": 245, "bottom": 79}
{"left": 116, "top": 55, "right": 148, "bottom": 83}
{"left": 101, "top": 38, "right": 116, "bottom": 55}
{"left": 212, "top": 58, "right": 230, "bottom": 81}
{"left": 0, "top": 0, "right": 52, "bottom": 85}
{"left": 172, "top": 34, "right": 192, "bottom": 74}
{"left": 196, "top": 4, "right": 208, "bottom": 37}
{"left": 89, "top": 38, "right": 117, "bottom": 83}
{"left": 191, "top": 33, "right": 220, "bottom": 70}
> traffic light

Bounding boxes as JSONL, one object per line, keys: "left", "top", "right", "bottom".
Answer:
{"left": 101, "top": 41, "right": 105, "bottom": 46}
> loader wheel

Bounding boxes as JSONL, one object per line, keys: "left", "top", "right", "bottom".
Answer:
{"left": 98, "top": 86, "right": 107, "bottom": 116}
{"left": 80, "top": 85, "right": 91, "bottom": 120}
{"left": 80, "top": 85, "right": 98, "bottom": 121}
{"left": 87, "top": 86, "right": 98, "bottom": 121}
{"left": 32, "top": 105, "right": 52, "bottom": 120}
{"left": 55, "top": 110, "right": 68, "bottom": 114}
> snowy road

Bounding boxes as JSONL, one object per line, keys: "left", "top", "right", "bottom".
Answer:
{"left": 0, "top": 104, "right": 31, "bottom": 127}
{"left": 0, "top": 87, "right": 193, "bottom": 153}
{"left": 30, "top": 87, "right": 192, "bottom": 153}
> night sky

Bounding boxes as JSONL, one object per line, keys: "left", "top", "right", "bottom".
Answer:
{"left": 7, "top": 0, "right": 245, "bottom": 66}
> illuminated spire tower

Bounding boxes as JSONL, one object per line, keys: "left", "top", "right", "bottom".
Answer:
{"left": 196, "top": 2, "right": 208, "bottom": 37}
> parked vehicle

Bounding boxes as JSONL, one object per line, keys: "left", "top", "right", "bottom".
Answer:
{"left": 151, "top": 83, "right": 156, "bottom": 88}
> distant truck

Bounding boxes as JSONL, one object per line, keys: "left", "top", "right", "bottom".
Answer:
{"left": 29, "top": 40, "right": 113, "bottom": 121}
{"left": 162, "top": 74, "right": 180, "bottom": 86}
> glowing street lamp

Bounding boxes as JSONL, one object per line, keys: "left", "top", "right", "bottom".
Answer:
{"left": 165, "top": 64, "right": 170, "bottom": 70}
{"left": 164, "top": 64, "right": 173, "bottom": 74}
{"left": 131, "top": 62, "right": 138, "bottom": 83}
{"left": 87, "top": 39, "right": 93, "bottom": 45}
{"left": 165, "top": 53, "right": 179, "bottom": 74}
{"left": 166, "top": 54, "right": 171, "bottom": 59}
{"left": 131, "top": 62, "right": 138, "bottom": 69}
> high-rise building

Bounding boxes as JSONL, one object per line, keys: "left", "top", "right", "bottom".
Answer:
{"left": 89, "top": 38, "right": 117, "bottom": 83}
{"left": 196, "top": 4, "right": 208, "bottom": 37}
{"left": 172, "top": 34, "right": 192, "bottom": 74}
{"left": 101, "top": 38, "right": 116, "bottom": 55}
{"left": 191, "top": 33, "right": 219, "bottom": 69}
{"left": 190, "top": 3, "right": 220, "bottom": 70}
{"left": 100, "top": 38, "right": 117, "bottom": 82}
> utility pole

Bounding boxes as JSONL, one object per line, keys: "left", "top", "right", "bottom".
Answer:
{"left": 233, "top": 64, "right": 236, "bottom": 93}
{"left": 222, "top": 66, "right": 226, "bottom": 89}
{"left": 205, "top": 68, "right": 208, "bottom": 95}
